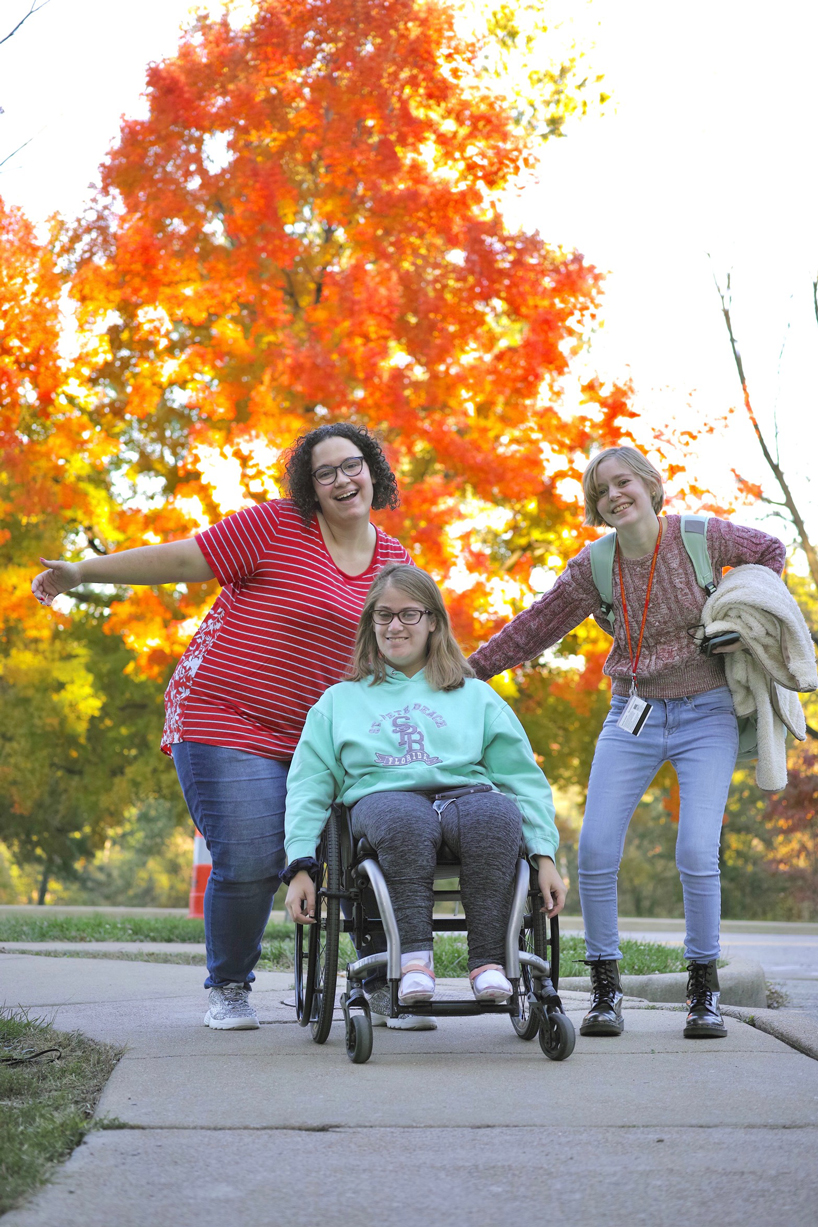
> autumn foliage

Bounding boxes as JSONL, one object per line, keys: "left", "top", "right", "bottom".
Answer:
{"left": 762, "top": 743, "right": 818, "bottom": 916}
{"left": 1, "top": 202, "right": 89, "bottom": 628}
{"left": 62, "top": 0, "right": 634, "bottom": 678}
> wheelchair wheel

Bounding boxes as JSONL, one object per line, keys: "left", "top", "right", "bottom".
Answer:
{"left": 308, "top": 810, "right": 341, "bottom": 1044}
{"left": 538, "top": 1010, "right": 576, "bottom": 1062}
{"left": 345, "top": 1013, "right": 373, "bottom": 1064}
{"left": 511, "top": 882, "right": 548, "bottom": 1041}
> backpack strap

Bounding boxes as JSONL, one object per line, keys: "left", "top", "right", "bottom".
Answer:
{"left": 589, "top": 533, "right": 618, "bottom": 629}
{"left": 590, "top": 516, "right": 716, "bottom": 631}
{"left": 679, "top": 514, "right": 717, "bottom": 595}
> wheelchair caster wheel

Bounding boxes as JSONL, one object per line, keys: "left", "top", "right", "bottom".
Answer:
{"left": 538, "top": 1010, "right": 575, "bottom": 1061}
{"left": 512, "top": 996, "right": 541, "bottom": 1042}
{"left": 345, "top": 1013, "right": 373, "bottom": 1064}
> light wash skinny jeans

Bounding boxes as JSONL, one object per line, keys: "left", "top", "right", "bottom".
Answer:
{"left": 578, "top": 686, "right": 739, "bottom": 963}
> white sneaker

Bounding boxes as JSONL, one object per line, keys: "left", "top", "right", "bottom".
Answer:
{"left": 368, "top": 986, "right": 437, "bottom": 1031}
{"left": 470, "top": 966, "right": 513, "bottom": 1003}
{"left": 204, "top": 983, "right": 260, "bottom": 1030}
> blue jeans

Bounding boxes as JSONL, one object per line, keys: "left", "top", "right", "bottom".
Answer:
{"left": 578, "top": 687, "right": 738, "bottom": 963}
{"left": 173, "top": 742, "right": 289, "bottom": 989}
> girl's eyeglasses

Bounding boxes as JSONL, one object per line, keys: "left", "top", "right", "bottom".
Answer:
{"left": 312, "top": 456, "right": 365, "bottom": 485}
{"left": 372, "top": 608, "right": 433, "bottom": 626}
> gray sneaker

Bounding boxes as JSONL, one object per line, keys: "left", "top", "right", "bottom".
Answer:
{"left": 204, "top": 983, "right": 260, "bottom": 1030}
{"left": 368, "top": 985, "right": 437, "bottom": 1031}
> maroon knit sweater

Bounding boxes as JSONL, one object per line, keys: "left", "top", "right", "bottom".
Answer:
{"left": 469, "top": 516, "right": 786, "bottom": 699}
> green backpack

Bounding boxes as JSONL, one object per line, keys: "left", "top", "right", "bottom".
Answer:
{"left": 588, "top": 514, "right": 757, "bottom": 760}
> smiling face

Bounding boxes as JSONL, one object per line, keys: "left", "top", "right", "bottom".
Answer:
{"left": 310, "top": 436, "right": 374, "bottom": 526}
{"left": 373, "top": 583, "right": 437, "bottom": 677}
{"left": 594, "top": 457, "right": 657, "bottom": 530}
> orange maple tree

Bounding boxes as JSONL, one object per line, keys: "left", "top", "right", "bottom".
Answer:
{"left": 0, "top": 197, "right": 130, "bottom": 631}
{"left": 64, "top": 0, "right": 634, "bottom": 682}
{"left": 0, "top": 199, "right": 191, "bottom": 899}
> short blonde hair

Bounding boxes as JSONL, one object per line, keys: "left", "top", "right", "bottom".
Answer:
{"left": 348, "top": 564, "right": 474, "bottom": 691}
{"left": 582, "top": 447, "right": 664, "bottom": 527}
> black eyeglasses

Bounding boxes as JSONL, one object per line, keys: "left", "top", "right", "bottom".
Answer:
{"left": 372, "top": 608, "right": 433, "bottom": 626}
{"left": 311, "top": 456, "right": 366, "bottom": 485}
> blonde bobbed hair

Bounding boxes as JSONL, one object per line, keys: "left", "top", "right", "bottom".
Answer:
{"left": 582, "top": 446, "right": 664, "bottom": 527}
{"left": 348, "top": 563, "right": 474, "bottom": 691}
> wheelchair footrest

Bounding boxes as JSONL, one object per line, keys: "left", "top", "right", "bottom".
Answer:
{"left": 388, "top": 1000, "right": 517, "bottom": 1018}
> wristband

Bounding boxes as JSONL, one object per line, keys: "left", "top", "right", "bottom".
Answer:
{"left": 279, "top": 857, "right": 319, "bottom": 885}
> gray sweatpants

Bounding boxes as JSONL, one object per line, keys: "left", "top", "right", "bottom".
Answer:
{"left": 351, "top": 790, "right": 523, "bottom": 971}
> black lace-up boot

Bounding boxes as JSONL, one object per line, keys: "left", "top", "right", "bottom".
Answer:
{"left": 580, "top": 958, "right": 624, "bottom": 1036}
{"left": 684, "top": 961, "right": 727, "bottom": 1038}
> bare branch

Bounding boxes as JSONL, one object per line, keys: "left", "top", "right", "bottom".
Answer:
{"left": 83, "top": 528, "right": 108, "bottom": 556}
{"left": 0, "top": 0, "right": 50, "bottom": 47}
{"left": 0, "top": 137, "right": 33, "bottom": 170}
{"left": 758, "top": 496, "right": 789, "bottom": 509}
{"left": 772, "top": 301, "right": 793, "bottom": 468}
{"left": 712, "top": 266, "right": 818, "bottom": 592}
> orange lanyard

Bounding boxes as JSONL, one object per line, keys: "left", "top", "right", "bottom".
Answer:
{"left": 617, "top": 519, "right": 664, "bottom": 694}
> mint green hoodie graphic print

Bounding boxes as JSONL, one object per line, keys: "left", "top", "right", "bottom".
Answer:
{"left": 284, "top": 670, "right": 558, "bottom": 865}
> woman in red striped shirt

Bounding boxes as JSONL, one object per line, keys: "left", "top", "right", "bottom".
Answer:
{"left": 32, "top": 424, "right": 410, "bottom": 1030}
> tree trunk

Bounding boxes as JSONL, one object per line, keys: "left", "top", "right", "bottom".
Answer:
{"left": 37, "top": 860, "right": 50, "bottom": 906}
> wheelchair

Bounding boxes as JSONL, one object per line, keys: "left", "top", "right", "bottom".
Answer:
{"left": 294, "top": 805, "right": 576, "bottom": 1065}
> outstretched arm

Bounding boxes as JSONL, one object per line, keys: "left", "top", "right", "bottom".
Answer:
{"left": 707, "top": 517, "right": 786, "bottom": 576}
{"left": 31, "top": 538, "right": 215, "bottom": 606}
{"left": 468, "top": 549, "right": 598, "bottom": 680}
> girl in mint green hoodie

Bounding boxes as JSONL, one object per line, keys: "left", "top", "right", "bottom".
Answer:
{"left": 283, "top": 564, "right": 566, "bottom": 1007}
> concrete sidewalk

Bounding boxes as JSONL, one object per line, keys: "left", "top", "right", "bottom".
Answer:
{"left": 2, "top": 952, "right": 818, "bottom": 1227}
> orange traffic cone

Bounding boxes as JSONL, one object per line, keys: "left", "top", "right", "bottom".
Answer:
{"left": 188, "top": 828, "right": 212, "bottom": 919}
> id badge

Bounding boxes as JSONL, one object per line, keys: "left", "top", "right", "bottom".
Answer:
{"left": 616, "top": 694, "right": 652, "bottom": 737}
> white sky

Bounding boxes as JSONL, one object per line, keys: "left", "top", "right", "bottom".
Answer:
{"left": 509, "top": 0, "right": 818, "bottom": 547}
{"left": 1, "top": 0, "right": 816, "bottom": 551}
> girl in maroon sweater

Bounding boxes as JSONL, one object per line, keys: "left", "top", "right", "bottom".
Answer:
{"left": 470, "top": 447, "right": 785, "bottom": 1039}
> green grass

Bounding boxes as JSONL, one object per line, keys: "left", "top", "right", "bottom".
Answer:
{"left": 0, "top": 914, "right": 208, "bottom": 943}
{"left": 2, "top": 912, "right": 693, "bottom": 976}
{"left": 559, "top": 934, "right": 689, "bottom": 976}
{"left": 269, "top": 932, "right": 689, "bottom": 977}
{"left": 0, "top": 1008, "right": 121, "bottom": 1215}
{"left": 0, "top": 914, "right": 296, "bottom": 945}
{"left": 426, "top": 934, "right": 689, "bottom": 978}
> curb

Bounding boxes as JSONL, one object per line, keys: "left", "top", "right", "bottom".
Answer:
{"left": 557, "top": 957, "right": 768, "bottom": 1008}
{"left": 721, "top": 1006, "right": 818, "bottom": 1062}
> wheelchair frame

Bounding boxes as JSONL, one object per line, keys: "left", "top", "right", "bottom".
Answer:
{"left": 294, "top": 806, "right": 576, "bottom": 1064}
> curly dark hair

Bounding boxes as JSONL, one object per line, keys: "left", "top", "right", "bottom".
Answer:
{"left": 282, "top": 422, "right": 400, "bottom": 525}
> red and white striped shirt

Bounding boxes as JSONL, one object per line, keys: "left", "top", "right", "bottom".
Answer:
{"left": 161, "top": 499, "right": 411, "bottom": 759}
